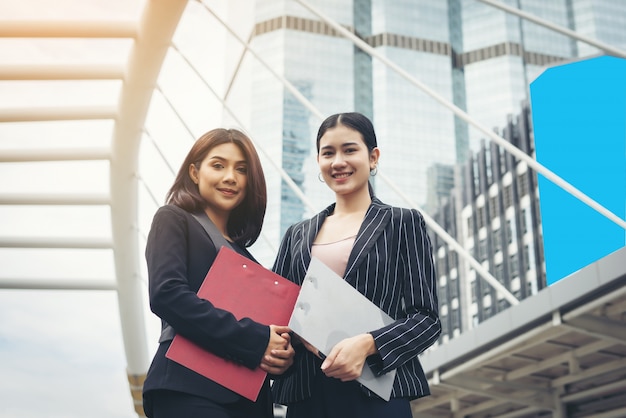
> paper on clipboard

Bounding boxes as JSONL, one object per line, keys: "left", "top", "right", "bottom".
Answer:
{"left": 166, "top": 247, "right": 300, "bottom": 401}
{"left": 288, "top": 257, "right": 396, "bottom": 401}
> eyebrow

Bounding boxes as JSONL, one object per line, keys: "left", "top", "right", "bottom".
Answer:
{"left": 207, "top": 155, "right": 247, "bottom": 164}
{"left": 320, "top": 141, "right": 361, "bottom": 150}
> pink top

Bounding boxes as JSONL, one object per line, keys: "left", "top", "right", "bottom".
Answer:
{"left": 311, "top": 235, "right": 356, "bottom": 278}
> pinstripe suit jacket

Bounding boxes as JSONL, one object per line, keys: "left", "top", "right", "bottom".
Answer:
{"left": 271, "top": 198, "right": 441, "bottom": 404}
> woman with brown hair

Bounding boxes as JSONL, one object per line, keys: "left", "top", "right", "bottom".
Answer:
{"left": 142, "top": 128, "right": 294, "bottom": 418}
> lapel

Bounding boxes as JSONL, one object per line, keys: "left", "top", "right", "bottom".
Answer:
{"left": 298, "top": 204, "right": 334, "bottom": 278}
{"left": 344, "top": 198, "right": 392, "bottom": 281}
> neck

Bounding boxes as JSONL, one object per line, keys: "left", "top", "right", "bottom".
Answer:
{"left": 333, "top": 188, "right": 371, "bottom": 217}
{"left": 204, "top": 208, "right": 230, "bottom": 238}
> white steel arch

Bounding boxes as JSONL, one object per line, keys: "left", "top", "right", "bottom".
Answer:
{"left": 110, "top": 1, "right": 188, "bottom": 413}
{"left": 0, "top": 1, "right": 188, "bottom": 415}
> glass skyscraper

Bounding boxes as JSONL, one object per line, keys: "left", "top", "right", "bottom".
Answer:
{"left": 224, "top": 0, "right": 626, "bottom": 264}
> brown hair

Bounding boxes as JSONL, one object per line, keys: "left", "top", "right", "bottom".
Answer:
{"left": 166, "top": 128, "right": 267, "bottom": 247}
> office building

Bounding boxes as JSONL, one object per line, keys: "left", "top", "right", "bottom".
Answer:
{"left": 431, "top": 103, "right": 546, "bottom": 342}
{"left": 227, "top": 1, "right": 626, "bottom": 267}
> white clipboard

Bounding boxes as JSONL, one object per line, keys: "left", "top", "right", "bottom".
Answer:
{"left": 288, "top": 257, "right": 397, "bottom": 401}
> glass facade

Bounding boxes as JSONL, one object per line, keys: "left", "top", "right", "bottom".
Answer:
{"left": 232, "top": 0, "right": 626, "bottom": 266}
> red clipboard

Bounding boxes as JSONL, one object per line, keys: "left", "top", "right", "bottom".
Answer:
{"left": 165, "top": 246, "right": 300, "bottom": 401}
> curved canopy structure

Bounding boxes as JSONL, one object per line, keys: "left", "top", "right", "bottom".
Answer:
{"left": 1, "top": 0, "right": 189, "bottom": 414}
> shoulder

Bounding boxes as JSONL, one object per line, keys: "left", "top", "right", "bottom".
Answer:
{"left": 153, "top": 204, "right": 191, "bottom": 222}
{"left": 372, "top": 198, "right": 424, "bottom": 226}
{"left": 149, "top": 205, "right": 196, "bottom": 234}
{"left": 280, "top": 217, "right": 310, "bottom": 240}
{"left": 146, "top": 206, "right": 192, "bottom": 254}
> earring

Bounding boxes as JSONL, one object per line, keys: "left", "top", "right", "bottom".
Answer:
{"left": 318, "top": 172, "right": 325, "bottom": 183}
{"left": 370, "top": 166, "right": 378, "bottom": 176}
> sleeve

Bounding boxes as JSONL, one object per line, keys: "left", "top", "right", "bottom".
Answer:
{"left": 271, "top": 224, "right": 294, "bottom": 278}
{"left": 146, "top": 206, "right": 269, "bottom": 369}
{"left": 270, "top": 224, "right": 305, "bottom": 379}
{"left": 368, "top": 208, "right": 441, "bottom": 374}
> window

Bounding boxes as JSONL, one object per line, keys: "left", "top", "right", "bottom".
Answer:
{"left": 438, "top": 256, "right": 448, "bottom": 276}
{"left": 449, "top": 278, "right": 458, "bottom": 298}
{"left": 495, "top": 263, "right": 504, "bottom": 281}
{"left": 441, "top": 319, "right": 449, "bottom": 336}
{"left": 507, "top": 218, "right": 516, "bottom": 244}
{"left": 451, "top": 313, "right": 460, "bottom": 330}
{"left": 489, "top": 196, "right": 498, "bottom": 220}
{"left": 482, "top": 281, "right": 490, "bottom": 296}
{"left": 477, "top": 205, "right": 485, "bottom": 229}
{"left": 510, "top": 253, "right": 519, "bottom": 278}
{"left": 479, "top": 238, "right": 488, "bottom": 261}
{"left": 503, "top": 184, "right": 513, "bottom": 208}
{"left": 493, "top": 228, "right": 502, "bottom": 252}
{"left": 450, "top": 251, "right": 458, "bottom": 269}
{"left": 518, "top": 172, "right": 529, "bottom": 196}
{"left": 498, "top": 299, "right": 509, "bottom": 311}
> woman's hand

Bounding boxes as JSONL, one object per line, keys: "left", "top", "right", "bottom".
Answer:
{"left": 292, "top": 334, "right": 325, "bottom": 359}
{"left": 259, "top": 325, "right": 295, "bottom": 375}
{"left": 320, "top": 333, "right": 377, "bottom": 381}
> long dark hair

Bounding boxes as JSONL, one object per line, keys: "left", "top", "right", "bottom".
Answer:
{"left": 166, "top": 128, "right": 267, "bottom": 247}
{"left": 316, "top": 112, "right": 378, "bottom": 197}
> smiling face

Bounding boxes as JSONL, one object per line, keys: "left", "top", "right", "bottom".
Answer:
{"left": 189, "top": 142, "right": 248, "bottom": 220}
{"left": 317, "top": 124, "right": 379, "bottom": 198}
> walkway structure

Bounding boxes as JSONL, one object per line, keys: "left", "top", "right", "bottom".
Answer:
{"left": 0, "top": 1, "right": 624, "bottom": 417}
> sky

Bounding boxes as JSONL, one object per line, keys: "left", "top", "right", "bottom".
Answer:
{"left": 0, "top": 0, "right": 249, "bottom": 416}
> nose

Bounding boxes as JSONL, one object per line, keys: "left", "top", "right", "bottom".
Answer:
{"left": 331, "top": 154, "right": 346, "bottom": 168}
{"left": 222, "top": 166, "right": 237, "bottom": 183}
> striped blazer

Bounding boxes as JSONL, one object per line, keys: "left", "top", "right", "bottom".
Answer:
{"left": 271, "top": 198, "right": 441, "bottom": 404}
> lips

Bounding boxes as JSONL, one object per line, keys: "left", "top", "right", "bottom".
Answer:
{"left": 218, "top": 188, "right": 237, "bottom": 195}
{"left": 332, "top": 172, "right": 352, "bottom": 179}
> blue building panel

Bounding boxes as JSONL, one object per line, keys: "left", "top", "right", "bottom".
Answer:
{"left": 530, "top": 55, "right": 626, "bottom": 285}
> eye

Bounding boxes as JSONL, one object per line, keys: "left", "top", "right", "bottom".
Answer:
{"left": 236, "top": 166, "right": 248, "bottom": 174}
{"left": 212, "top": 162, "right": 224, "bottom": 169}
{"left": 321, "top": 150, "right": 334, "bottom": 157}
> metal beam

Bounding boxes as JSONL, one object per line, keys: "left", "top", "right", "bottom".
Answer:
{"left": 444, "top": 375, "right": 553, "bottom": 409}
{"left": 0, "top": 278, "right": 116, "bottom": 291}
{"left": 476, "top": 0, "right": 626, "bottom": 59}
{"left": 0, "top": 106, "right": 117, "bottom": 122}
{"left": 0, "top": 20, "right": 138, "bottom": 38}
{"left": 0, "top": 148, "right": 111, "bottom": 162}
{"left": 552, "top": 357, "right": 626, "bottom": 387}
{"left": 0, "top": 64, "right": 125, "bottom": 80}
{"left": 504, "top": 339, "right": 615, "bottom": 381}
{"left": 561, "top": 379, "right": 626, "bottom": 403}
{"left": 562, "top": 316, "right": 626, "bottom": 345}
{"left": 0, "top": 193, "right": 110, "bottom": 205}
{"left": 0, "top": 236, "right": 113, "bottom": 249}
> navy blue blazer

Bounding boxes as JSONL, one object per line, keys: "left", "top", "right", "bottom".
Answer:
{"left": 142, "top": 205, "right": 271, "bottom": 410}
{"left": 271, "top": 198, "right": 441, "bottom": 403}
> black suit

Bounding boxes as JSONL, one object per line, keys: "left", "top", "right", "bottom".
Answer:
{"left": 272, "top": 198, "right": 441, "bottom": 404}
{"left": 142, "top": 205, "right": 271, "bottom": 416}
